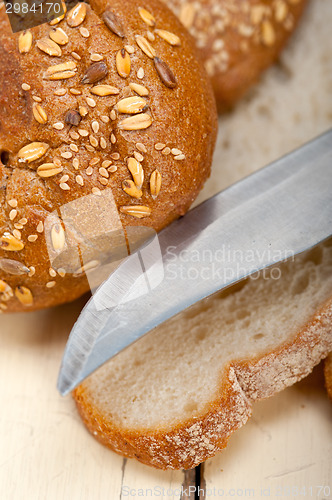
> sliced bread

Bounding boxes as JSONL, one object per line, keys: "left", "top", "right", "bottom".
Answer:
{"left": 73, "top": 239, "right": 332, "bottom": 469}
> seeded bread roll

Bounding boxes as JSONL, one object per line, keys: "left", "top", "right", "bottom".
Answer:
{"left": 0, "top": 0, "right": 217, "bottom": 313}
{"left": 166, "top": 0, "right": 307, "bottom": 110}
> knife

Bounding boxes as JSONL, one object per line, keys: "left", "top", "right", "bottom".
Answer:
{"left": 57, "top": 129, "right": 332, "bottom": 396}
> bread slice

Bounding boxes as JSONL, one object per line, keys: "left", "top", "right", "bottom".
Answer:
{"left": 74, "top": 239, "right": 332, "bottom": 469}
{"left": 324, "top": 353, "right": 332, "bottom": 401}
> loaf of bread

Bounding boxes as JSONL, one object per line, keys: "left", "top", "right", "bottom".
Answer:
{"left": 166, "top": 0, "right": 307, "bottom": 110}
{"left": 74, "top": 240, "right": 332, "bottom": 469}
{"left": 0, "top": 0, "right": 217, "bottom": 313}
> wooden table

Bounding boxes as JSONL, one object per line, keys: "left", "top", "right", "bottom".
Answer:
{"left": 1, "top": 303, "right": 331, "bottom": 499}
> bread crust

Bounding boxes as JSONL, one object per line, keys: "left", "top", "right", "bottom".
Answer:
{"left": 166, "top": 0, "right": 308, "bottom": 111}
{"left": 0, "top": 0, "right": 217, "bottom": 313}
{"left": 324, "top": 353, "right": 332, "bottom": 401}
{"left": 74, "top": 296, "right": 332, "bottom": 469}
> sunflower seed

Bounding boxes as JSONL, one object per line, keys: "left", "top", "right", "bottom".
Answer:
{"left": 90, "top": 84, "right": 120, "bottom": 96}
{"left": 18, "top": 142, "right": 49, "bottom": 163}
{"left": 129, "top": 82, "right": 149, "bottom": 96}
{"left": 49, "top": 27, "right": 68, "bottom": 45}
{"left": 127, "top": 157, "right": 144, "bottom": 188}
{"left": 118, "top": 113, "right": 152, "bottom": 131}
{"left": 150, "top": 169, "right": 161, "bottom": 198}
{"left": 0, "top": 232, "right": 24, "bottom": 251}
{"left": 65, "top": 109, "right": 81, "bottom": 126}
{"left": 122, "top": 179, "right": 142, "bottom": 199}
{"left": 81, "top": 61, "right": 108, "bottom": 84}
{"left": 117, "top": 96, "right": 147, "bottom": 114}
{"left": 154, "top": 57, "right": 177, "bottom": 88}
{"left": 15, "top": 286, "right": 33, "bottom": 306}
{"left": 138, "top": 7, "right": 155, "bottom": 27}
{"left": 37, "top": 37, "right": 62, "bottom": 57}
{"left": 102, "top": 9, "right": 125, "bottom": 37}
{"left": 33, "top": 103, "right": 48, "bottom": 124}
{"left": 0, "top": 259, "right": 29, "bottom": 275}
{"left": 37, "top": 163, "right": 63, "bottom": 178}
{"left": 67, "top": 2, "right": 87, "bottom": 27}
{"left": 135, "top": 35, "right": 156, "bottom": 59}
{"left": 116, "top": 49, "right": 131, "bottom": 78}
{"left": 120, "top": 205, "right": 151, "bottom": 218}
{"left": 18, "top": 30, "right": 32, "bottom": 53}
{"left": 155, "top": 29, "right": 181, "bottom": 46}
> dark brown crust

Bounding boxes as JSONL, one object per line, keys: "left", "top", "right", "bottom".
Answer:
{"left": 324, "top": 353, "right": 332, "bottom": 401}
{"left": 167, "top": 0, "right": 308, "bottom": 111}
{"left": 73, "top": 296, "right": 332, "bottom": 470}
{"left": 0, "top": 0, "right": 217, "bottom": 312}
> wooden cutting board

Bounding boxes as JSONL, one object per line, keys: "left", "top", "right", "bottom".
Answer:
{"left": 1, "top": 299, "right": 331, "bottom": 500}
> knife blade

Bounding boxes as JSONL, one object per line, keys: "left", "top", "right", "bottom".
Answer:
{"left": 57, "top": 129, "right": 332, "bottom": 396}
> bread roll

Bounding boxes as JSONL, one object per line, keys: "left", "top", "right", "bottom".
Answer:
{"left": 166, "top": 0, "right": 307, "bottom": 110}
{"left": 0, "top": 0, "right": 217, "bottom": 313}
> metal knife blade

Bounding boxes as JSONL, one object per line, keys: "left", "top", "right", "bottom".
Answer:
{"left": 57, "top": 129, "right": 332, "bottom": 395}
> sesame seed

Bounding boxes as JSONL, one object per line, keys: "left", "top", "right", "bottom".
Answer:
{"left": 78, "top": 129, "right": 89, "bottom": 137}
{"left": 58, "top": 268, "right": 66, "bottom": 277}
{"left": 69, "top": 88, "right": 82, "bottom": 95}
{"left": 111, "top": 152, "right": 120, "bottom": 160}
{"left": 137, "top": 67, "right": 144, "bottom": 79}
{"left": 9, "top": 209, "right": 17, "bottom": 220}
{"left": 85, "top": 145, "right": 95, "bottom": 152}
{"left": 79, "top": 106, "right": 88, "bottom": 117}
{"left": 92, "top": 187, "right": 101, "bottom": 196}
{"left": 102, "top": 160, "right": 112, "bottom": 168}
{"left": 86, "top": 166, "right": 93, "bottom": 176}
{"left": 155, "top": 142, "right": 166, "bottom": 151}
{"left": 100, "top": 115, "right": 110, "bottom": 123}
{"left": 32, "top": 96, "right": 42, "bottom": 102}
{"left": 86, "top": 97, "right": 96, "bottom": 108}
{"left": 91, "top": 120, "right": 99, "bottom": 133}
{"left": 28, "top": 266, "right": 35, "bottom": 277}
{"left": 162, "top": 147, "right": 171, "bottom": 155}
{"left": 46, "top": 281, "right": 56, "bottom": 288}
{"left": 89, "top": 158, "right": 100, "bottom": 166}
{"left": 71, "top": 51, "right": 81, "bottom": 60}
{"left": 73, "top": 158, "right": 80, "bottom": 169}
{"left": 19, "top": 218, "right": 27, "bottom": 225}
{"left": 60, "top": 182, "right": 70, "bottom": 190}
{"left": 8, "top": 199, "right": 18, "bottom": 208}
{"left": 174, "top": 154, "right": 186, "bottom": 160}
{"left": 125, "top": 44, "right": 135, "bottom": 54}
{"left": 136, "top": 142, "right": 147, "bottom": 153}
{"left": 99, "top": 167, "right": 109, "bottom": 178}
{"left": 89, "top": 135, "right": 98, "bottom": 147}
{"left": 110, "top": 110, "right": 117, "bottom": 121}
{"left": 59, "top": 174, "right": 69, "bottom": 183}
{"left": 36, "top": 221, "right": 44, "bottom": 233}
{"left": 108, "top": 165, "right": 117, "bottom": 173}
{"left": 61, "top": 151, "right": 73, "bottom": 159}
{"left": 22, "top": 83, "right": 30, "bottom": 91}
{"left": 53, "top": 122, "right": 64, "bottom": 130}
{"left": 100, "top": 137, "right": 107, "bottom": 149}
{"left": 76, "top": 175, "right": 84, "bottom": 186}
{"left": 90, "top": 53, "right": 103, "bottom": 61}
{"left": 111, "top": 133, "right": 116, "bottom": 144}
{"left": 14, "top": 223, "right": 23, "bottom": 230}
{"left": 134, "top": 152, "right": 144, "bottom": 162}
{"left": 49, "top": 268, "right": 57, "bottom": 277}
{"left": 54, "top": 88, "right": 67, "bottom": 96}
{"left": 146, "top": 31, "right": 155, "bottom": 42}
{"left": 28, "top": 235, "right": 38, "bottom": 242}
{"left": 70, "top": 144, "right": 79, "bottom": 152}
{"left": 13, "top": 229, "right": 21, "bottom": 240}
{"left": 79, "top": 27, "right": 90, "bottom": 38}
{"left": 99, "top": 177, "right": 108, "bottom": 186}
{"left": 70, "top": 131, "right": 80, "bottom": 140}
{"left": 171, "top": 148, "right": 182, "bottom": 155}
